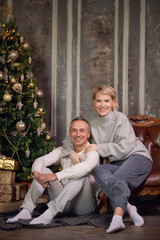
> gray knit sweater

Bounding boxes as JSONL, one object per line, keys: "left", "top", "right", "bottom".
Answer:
{"left": 90, "top": 110, "right": 152, "bottom": 162}
{"left": 62, "top": 110, "right": 152, "bottom": 162}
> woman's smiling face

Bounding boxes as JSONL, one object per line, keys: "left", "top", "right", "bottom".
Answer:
{"left": 93, "top": 92, "right": 114, "bottom": 117}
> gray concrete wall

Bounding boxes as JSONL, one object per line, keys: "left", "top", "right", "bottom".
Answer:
{"left": 0, "top": 0, "right": 160, "bottom": 146}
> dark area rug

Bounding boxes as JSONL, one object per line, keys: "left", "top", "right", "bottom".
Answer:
{"left": 0, "top": 203, "right": 131, "bottom": 231}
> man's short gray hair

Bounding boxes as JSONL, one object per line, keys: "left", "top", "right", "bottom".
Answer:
{"left": 69, "top": 116, "right": 90, "bottom": 132}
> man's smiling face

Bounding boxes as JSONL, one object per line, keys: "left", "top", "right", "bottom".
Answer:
{"left": 69, "top": 120, "right": 90, "bottom": 149}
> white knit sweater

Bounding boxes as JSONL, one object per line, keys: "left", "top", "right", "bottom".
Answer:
{"left": 32, "top": 143, "right": 99, "bottom": 188}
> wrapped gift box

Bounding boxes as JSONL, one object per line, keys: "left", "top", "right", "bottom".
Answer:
{"left": 0, "top": 183, "right": 28, "bottom": 202}
{"left": 0, "top": 170, "right": 16, "bottom": 185}
{"left": 0, "top": 184, "right": 16, "bottom": 195}
{"left": 0, "top": 182, "right": 16, "bottom": 203}
{"left": 0, "top": 192, "right": 16, "bottom": 203}
{"left": 0, "top": 158, "right": 19, "bottom": 171}
{"left": 15, "top": 183, "right": 28, "bottom": 200}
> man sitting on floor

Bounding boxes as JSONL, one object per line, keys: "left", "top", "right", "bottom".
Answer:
{"left": 7, "top": 117, "right": 100, "bottom": 225}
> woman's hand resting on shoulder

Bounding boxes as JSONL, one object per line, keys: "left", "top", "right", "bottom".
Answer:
{"left": 69, "top": 152, "right": 82, "bottom": 165}
{"left": 84, "top": 144, "right": 98, "bottom": 153}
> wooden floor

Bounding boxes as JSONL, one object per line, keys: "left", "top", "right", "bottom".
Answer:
{"left": 0, "top": 215, "right": 160, "bottom": 240}
{"left": 0, "top": 197, "right": 160, "bottom": 240}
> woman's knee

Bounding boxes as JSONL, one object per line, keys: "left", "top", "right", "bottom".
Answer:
{"left": 93, "top": 165, "right": 104, "bottom": 175}
{"left": 93, "top": 164, "right": 112, "bottom": 179}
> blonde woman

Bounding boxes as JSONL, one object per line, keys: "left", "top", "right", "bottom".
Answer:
{"left": 62, "top": 85, "right": 152, "bottom": 234}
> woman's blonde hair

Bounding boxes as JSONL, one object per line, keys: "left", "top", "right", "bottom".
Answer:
{"left": 92, "top": 85, "right": 119, "bottom": 110}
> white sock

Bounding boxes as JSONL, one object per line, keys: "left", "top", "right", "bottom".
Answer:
{"left": 106, "top": 215, "right": 125, "bottom": 234}
{"left": 30, "top": 208, "right": 53, "bottom": 225}
{"left": 126, "top": 203, "right": 144, "bottom": 226}
{"left": 7, "top": 208, "right": 31, "bottom": 223}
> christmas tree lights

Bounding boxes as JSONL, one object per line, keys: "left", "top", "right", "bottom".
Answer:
{"left": 0, "top": 19, "right": 56, "bottom": 181}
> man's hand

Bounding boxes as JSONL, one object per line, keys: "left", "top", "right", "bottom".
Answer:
{"left": 33, "top": 171, "right": 48, "bottom": 187}
{"left": 38, "top": 173, "right": 58, "bottom": 184}
{"left": 33, "top": 171, "right": 41, "bottom": 180}
{"left": 33, "top": 171, "right": 58, "bottom": 188}
{"left": 84, "top": 144, "right": 98, "bottom": 153}
{"left": 69, "top": 152, "right": 82, "bottom": 165}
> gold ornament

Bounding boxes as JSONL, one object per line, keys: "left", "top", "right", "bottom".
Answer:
{"left": 28, "top": 57, "right": 32, "bottom": 64}
{"left": 17, "top": 101, "right": 23, "bottom": 110}
{"left": 20, "top": 74, "right": 24, "bottom": 82}
{"left": 33, "top": 100, "right": 38, "bottom": 109}
{"left": 34, "top": 108, "right": 41, "bottom": 117}
{"left": 1, "top": 155, "right": 7, "bottom": 160}
{"left": 3, "top": 91, "right": 12, "bottom": 102}
{"left": 36, "top": 89, "right": 44, "bottom": 98}
{"left": 10, "top": 76, "right": 16, "bottom": 84}
{"left": 23, "top": 42, "right": 30, "bottom": 50}
{"left": 0, "top": 71, "right": 4, "bottom": 81}
{"left": 12, "top": 83, "right": 22, "bottom": 93}
{"left": 35, "top": 108, "right": 46, "bottom": 117}
{"left": 20, "top": 35, "right": 24, "bottom": 43}
{"left": 9, "top": 50, "right": 19, "bottom": 61}
{"left": 28, "top": 176, "right": 33, "bottom": 181}
{"left": 13, "top": 62, "right": 22, "bottom": 70}
{"left": 38, "top": 108, "right": 44, "bottom": 113}
{"left": 28, "top": 81, "right": 35, "bottom": 89}
{"left": 58, "top": 165, "right": 63, "bottom": 171}
{"left": 41, "top": 122, "right": 46, "bottom": 130}
{"left": 37, "top": 128, "right": 42, "bottom": 136}
{"left": 26, "top": 71, "right": 33, "bottom": 79}
{"left": 46, "top": 133, "right": 51, "bottom": 141}
{"left": 1, "top": 49, "right": 6, "bottom": 54}
{"left": 16, "top": 120, "right": 26, "bottom": 131}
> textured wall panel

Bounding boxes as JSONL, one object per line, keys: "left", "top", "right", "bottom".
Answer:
{"left": 0, "top": 0, "right": 160, "bottom": 146}
{"left": 12, "top": 0, "right": 52, "bottom": 130}
{"left": 80, "top": 0, "right": 115, "bottom": 121}
{"left": 145, "top": 0, "right": 160, "bottom": 117}
{"left": 128, "top": 0, "right": 140, "bottom": 115}
{"left": 56, "top": 0, "right": 67, "bottom": 145}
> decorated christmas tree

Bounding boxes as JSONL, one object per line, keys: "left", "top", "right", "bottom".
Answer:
{"left": 0, "top": 19, "right": 56, "bottom": 181}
